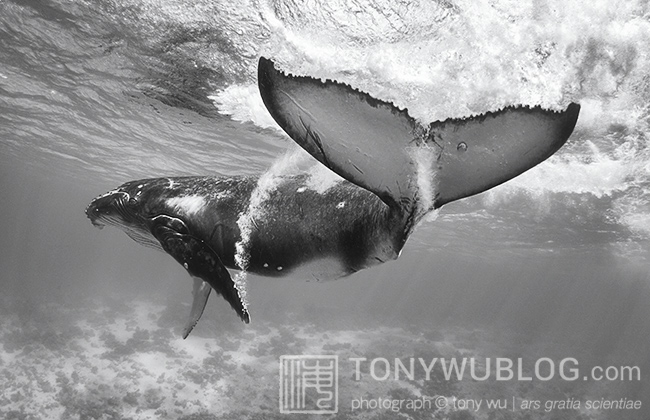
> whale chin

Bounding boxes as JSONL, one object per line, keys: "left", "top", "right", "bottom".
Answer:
{"left": 90, "top": 219, "right": 105, "bottom": 229}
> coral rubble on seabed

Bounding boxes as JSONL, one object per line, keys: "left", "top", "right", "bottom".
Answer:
{"left": 0, "top": 297, "right": 612, "bottom": 420}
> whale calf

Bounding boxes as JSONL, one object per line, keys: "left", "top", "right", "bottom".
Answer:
{"left": 87, "top": 175, "right": 398, "bottom": 336}
{"left": 86, "top": 57, "right": 580, "bottom": 337}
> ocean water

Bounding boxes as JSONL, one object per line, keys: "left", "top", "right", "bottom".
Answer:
{"left": 1, "top": 0, "right": 649, "bottom": 419}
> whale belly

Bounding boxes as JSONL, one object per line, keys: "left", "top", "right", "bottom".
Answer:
{"left": 283, "top": 257, "right": 350, "bottom": 281}
{"left": 244, "top": 252, "right": 351, "bottom": 281}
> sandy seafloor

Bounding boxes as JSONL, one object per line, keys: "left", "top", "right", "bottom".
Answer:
{"left": 0, "top": 294, "right": 636, "bottom": 420}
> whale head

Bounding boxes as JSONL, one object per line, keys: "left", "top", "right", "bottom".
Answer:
{"left": 85, "top": 180, "right": 165, "bottom": 250}
{"left": 86, "top": 177, "right": 251, "bottom": 329}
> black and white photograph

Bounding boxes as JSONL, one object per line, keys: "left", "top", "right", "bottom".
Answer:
{"left": 0, "top": 0, "right": 648, "bottom": 419}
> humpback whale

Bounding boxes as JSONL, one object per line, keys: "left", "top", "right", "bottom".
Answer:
{"left": 86, "top": 57, "right": 580, "bottom": 337}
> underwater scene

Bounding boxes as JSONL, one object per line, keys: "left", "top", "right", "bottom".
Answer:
{"left": 1, "top": 0, "right": 649, "bottom": 419}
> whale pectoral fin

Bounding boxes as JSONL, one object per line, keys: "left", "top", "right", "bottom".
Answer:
{"left": 431, "top": 103, "right": 580, "bottom": 207}
{"left": 182, "top": 278, "right": 212, "bottom": 339}
{"left": 151, "top": 217, "right": 250, "bottom": 328}
{"left": 258, "top": 57, "right": 422, "bottom": 213}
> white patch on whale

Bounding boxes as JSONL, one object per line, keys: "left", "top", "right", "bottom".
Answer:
{"left": 235, "top": 146, "right": 307, "bottom": 270}
{"left": 166, "top": 195, "right": 207, "bottom": 215}
{"left": 289, "top": 257, "right": 348, "bottom": 282}
{"left": 409, "top": 144, "right": 438, "bottom": 215}
{"left": 305, "top": 163, "right": 344, "bottom": 193}
{"left": 233, "top": 146, "right": 308, "bottom": 308}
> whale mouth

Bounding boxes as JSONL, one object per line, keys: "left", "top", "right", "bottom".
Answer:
{"left": 85, "top": 204, "right": 106, "bottom": 228}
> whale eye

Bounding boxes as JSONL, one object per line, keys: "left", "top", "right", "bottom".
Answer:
{"left": 457, "top": 142, "right": 467, "bottom": 152}
{"left": 128, "top": 197, "right": 138, "bottom": 205}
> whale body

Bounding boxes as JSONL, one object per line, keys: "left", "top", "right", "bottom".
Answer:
{"left": 86, "top": 57, "right": 580, "bottom": 336}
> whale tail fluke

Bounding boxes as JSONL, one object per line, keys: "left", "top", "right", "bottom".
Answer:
{"left": 258, "top": 57, "right": 422, "bottom": 215}
{"left": 430, "top": 103, "right": 580, "bottom": 207}
{"left": 258, "top": 57, "right": 580, "bottom": 216}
